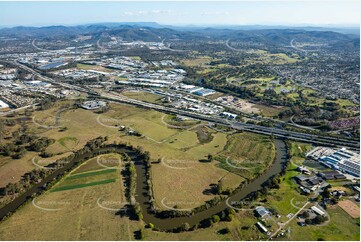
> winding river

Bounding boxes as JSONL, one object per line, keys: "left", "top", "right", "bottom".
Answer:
{"left": 135, "top": 139, "right": 287, "bottom": 230}
{"left": 0, "top": 139, "right": 287, "bottom": 231}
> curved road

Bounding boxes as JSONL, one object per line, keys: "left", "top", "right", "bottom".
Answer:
{"left": 5, "top": 60, "right": 360, "bottom": 150}
{"left": 225, "top": 38, "right": 242, "bottom": 51}
{"left": 31, "top": 39, "right": 50, "bottom": 52}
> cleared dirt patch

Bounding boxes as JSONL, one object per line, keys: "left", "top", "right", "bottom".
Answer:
{"left": 193, "top": 125, "right": 214, "bottom": 144}
{"left": 338, "top": 200, "right": 360, "bottom": 218}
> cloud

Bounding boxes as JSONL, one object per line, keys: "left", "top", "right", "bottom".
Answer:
{"left": 123, "top": 11, "right": 134, "bottom": 16}
{"left": 121, "top": 10, "right": 175, "bottom": 16}
{"left": 200, "top": 11, "right": 230, "bottom": 16}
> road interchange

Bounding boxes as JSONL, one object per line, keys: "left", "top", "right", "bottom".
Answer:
{"left": 6, "top": 60, "right": 360, "bottom": 151}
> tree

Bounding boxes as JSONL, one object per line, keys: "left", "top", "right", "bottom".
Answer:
{"left": 212, "top": 215, "right": 220, "bottom": 223}
{"left": 216, "top": 180, "right": 224, "bottom": 195}
{"left": 207, "top": 154, "right": 214, "bottom": 162}
{"left": 316, "top": 195, "right": 323, "bottom": 203}
{"left": 218, "top": 228, "right": 230, "bottom": 234}
{"left": 137, "top": 212, "right": 143, "bottom": 221}
{"left": 181, "top": 222, "right": 191, "bottom": 231}
{"left": 321, "top": 188, "right": 331, "bottom": 199}
{"left": 302, "top": 211, "right": 310, "bottom": 218}
{"left": 226, "top": 214, "right": 234, "bottom": 222}
{"left": 227, "top": 207, "right": 236, "bottom": 215}
{"left": 314, "top": 215, "right": 327, "bottom": 224}
{"left": 139, "top": 229, "right": 145, "bottom": 240}
{"left": 305, "top": 218, "right": 312, "bottom": 225}
{"left": 220, "top": 211, "right": 226, "bottom": 220}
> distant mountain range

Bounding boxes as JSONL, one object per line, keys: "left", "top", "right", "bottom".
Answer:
{"left": 0, "top": 22, "right": 358, "bottom": 47}
{"left": 0, "top": 22, "right": 359, "bottom": 34}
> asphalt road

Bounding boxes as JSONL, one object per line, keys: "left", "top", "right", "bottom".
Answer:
{"left": 7, "top": 60, "right": 360, "bottom": 150}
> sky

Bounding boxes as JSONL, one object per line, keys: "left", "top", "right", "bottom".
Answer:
{"left": 0, "top": 1, "right": 359, "bottom": 27}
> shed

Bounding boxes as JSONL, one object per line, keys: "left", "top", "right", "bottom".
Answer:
{"left": 256, "top": 222, "right": 268, "bottom": 233}
{"left": 311, "top": 206, "right": 325, "bottom": 216}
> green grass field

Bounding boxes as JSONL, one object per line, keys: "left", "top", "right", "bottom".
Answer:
{"left": 76, "top": 63, "right": 114, "bottom": 73}
{"left": 65, "top": 168, "right": 117, "bottom": 180}
{"left": 217, "top": 132, "right": 275, "bottom": 179}
{"left": 122, "top": 91, "right": 163, "bottom": 104}
{"left": 50, "top": 154, "right": 120, "bottom": 193}
{"left": 163, "top": 114, "right": 200, "bottom": 128}
{"left": 253, "top": 104, "right": 285, "bottom": 117}
{"left": 180, "top": 56, "right": 213, "bottom": 67}
{"left": 58, "top": 136, "right": 78, "bottom": 150}
{"left": 287, "top": 205, "right": 360, "bottom": 241}
{"left": 51, "top": 178, "right": 116, "bottom": 192}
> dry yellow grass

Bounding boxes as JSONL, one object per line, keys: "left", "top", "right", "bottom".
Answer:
{"left": 151, "top": 161, "right": 244, "bottom": 210}
{"left": 0, "top": 155, "right": 140, "bottom": 240}
{"left": 0, "top": 152, "right": 37, "bottom": 187}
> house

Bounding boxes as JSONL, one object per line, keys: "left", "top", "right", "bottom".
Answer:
{"left": 308, "top": 177, "right": 323, "bottom": 186}
{"left": 297, "top": 166, "right": 311, "bottom": 175}
{"left": 299, "top": 186, "right": 311, "bottom": 194}
{"left": 295, "top": 175, "right": 323, "bottom": 192}
{"left": 295, "top": 174, "right": 309, "bottom": 183}
{"left": 255, "top": 206, "right": 270, "bottom": 218}
{"left": 331, "top": 190, "right": 346, "bottom": 197}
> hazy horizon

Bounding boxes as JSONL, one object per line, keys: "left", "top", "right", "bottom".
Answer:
{"left": 0, "top": 21, "right": 360, "bottom": 29}
{"left": 0, "top": 1, "right": 359, "bottom": 28}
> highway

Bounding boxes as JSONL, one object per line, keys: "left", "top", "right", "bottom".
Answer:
{"left": 8, "top": 60, "right": 360, "bottom": 150}
{"left": 100, "top": 91, "right": 359, "bottom": 150}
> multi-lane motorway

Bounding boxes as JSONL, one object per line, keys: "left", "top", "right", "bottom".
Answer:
{"left": 7, "top": 60, "right": 360, "bottom": 151}
{"left": 100, "top": 91, "right": 360, "bottom": 150}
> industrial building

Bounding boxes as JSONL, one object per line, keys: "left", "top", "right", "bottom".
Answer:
{"left": 220, "top": 112, "right": 238, "bottom": 119}
{"left": 192, "top": 88, "right": 216, "bottom": 97}
{"left": 319, "top": 148, "right": 360, "bottom": 177}
{"left": 307, "top": 147, "right": 360, "bottom": 177}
